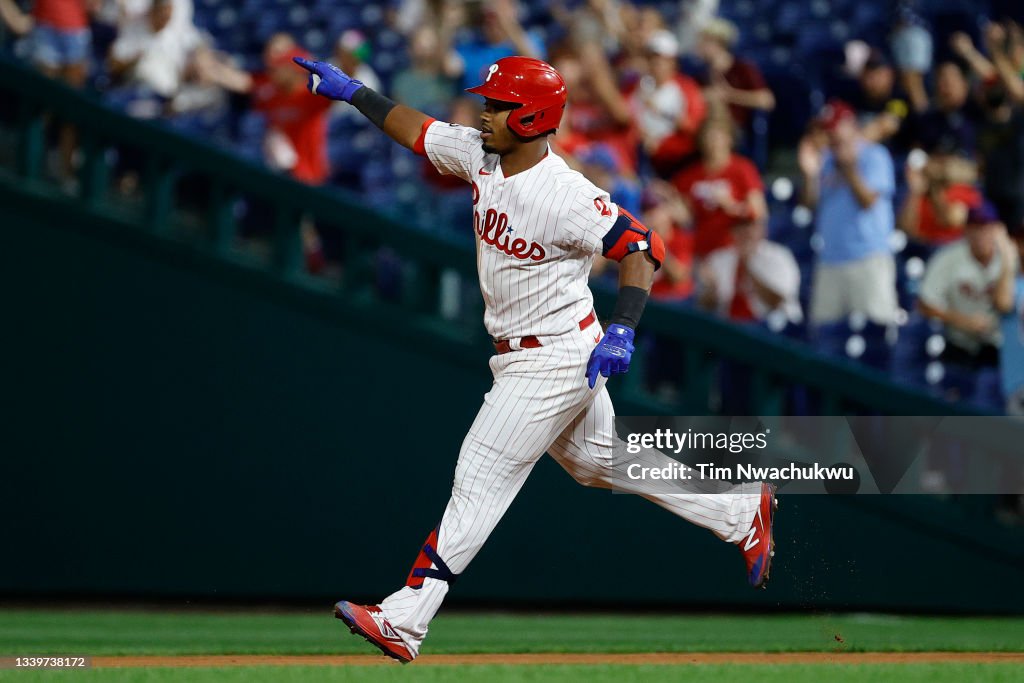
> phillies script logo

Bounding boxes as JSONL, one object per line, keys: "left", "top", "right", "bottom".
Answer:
{"left": 474, "top": 208, "right": 546, "bottom": 261}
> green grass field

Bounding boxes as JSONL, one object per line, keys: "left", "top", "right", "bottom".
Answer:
{"left": 0, "top": 609, "right": 1021, "bottom": 682}
{"left": 4, "top": 665, "right": 1024, "bottom": 683}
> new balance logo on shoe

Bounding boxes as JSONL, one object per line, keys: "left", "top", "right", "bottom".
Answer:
{"left": 742, "top": 526, "right": 760, "bottom": 551}
{"left": 369, "top": 612, "right": 402, "bottom": 641}
{"left": 742, "top": 508, "right": 763, "bottom": 551}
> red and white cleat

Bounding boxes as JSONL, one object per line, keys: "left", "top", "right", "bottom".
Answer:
{"left": 333, "top": 600, "right": 415, "bottom": 663}
{"left": 738, "top": 483, "right": 778, "bottom": 589}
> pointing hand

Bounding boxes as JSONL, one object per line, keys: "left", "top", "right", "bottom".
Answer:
{"left": 293, "top": 57, "right": 364, "bottom": 103}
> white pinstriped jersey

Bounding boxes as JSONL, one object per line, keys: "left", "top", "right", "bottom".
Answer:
{"left": 423, "top": 120, "right": 620, "bottom": 340}
{"left": 378, "top": 125, "right": 763, "bottom": 662}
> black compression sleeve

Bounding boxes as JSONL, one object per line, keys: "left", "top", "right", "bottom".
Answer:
{"left": 350, "top": 87, "right": 397, "bottom": 130}
{"left": 609, "top": 286, "right": 649, "bottom": 329}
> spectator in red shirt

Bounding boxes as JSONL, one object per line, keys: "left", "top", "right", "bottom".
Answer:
{"left": 898, "top": 152, "right": 981, "bottom": 246}
{"left": 645, "top": 181, "right": 695, "bottom": 302}
{"left": 250, "top": 46, "right": 332, "bottom": 185}
{"left": 671, "top": 116, "right": 767, "bottom": 259}
{"left": 197, "top": 34, "right": 332, "bottom": 272}
{"left": 629, "top": 29, "right": 707, "bottom": 178}
{"left": 696, "top": 18, "right": 775, "bottom": 132}
{"left": 198, "top": 33, "right": 331, "bottom": 185}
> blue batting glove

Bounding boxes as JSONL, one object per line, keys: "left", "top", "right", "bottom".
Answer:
{"left": 293, "top": 57, "right": 364, "bottom": 103}
{"left": 586, "top": 324, "right": 635, "bottom": 389}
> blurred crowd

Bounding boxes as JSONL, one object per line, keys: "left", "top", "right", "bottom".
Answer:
{"left": 4, "top": 0, "right": 1024, "bottom": 414}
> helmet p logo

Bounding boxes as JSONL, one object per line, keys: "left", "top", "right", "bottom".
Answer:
{"left": 486, "top": 63, "right": 499, "bottom": 82}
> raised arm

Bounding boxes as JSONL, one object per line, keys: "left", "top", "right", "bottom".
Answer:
{"left": 0, "top": 0, "right": 33, "bottom": 35}
{"left": 896, "top": 162, "right": 926, "bottom": 237}
{"left": 577, "top": 42, "right": 634, "bottom": 126}
{"left": 193, "top": 49, "right": 254, "bottom": 94}
{"left": 709, "top": 70, "right": 776, "bottom": 113}
{"left": 797, "top": 134, "right": 823, "bottom": 210}
{"left": 836, "top": 160, "right": 879, "bottom": 209}
{"left": 950, "top": 32, "right": 997, "bottom": 82}
{"left": 294, "top": 57, "right": 431, "bottom": 151}
{"left": 985, "top": 22, "right": 1024, "bottom": 105}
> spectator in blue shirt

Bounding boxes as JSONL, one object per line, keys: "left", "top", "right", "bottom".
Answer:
{"left": 799, "top": 99, "right": 899, "bottom": 326}
{"left": 452, "top": 0, "right": 544, "bottom": 92}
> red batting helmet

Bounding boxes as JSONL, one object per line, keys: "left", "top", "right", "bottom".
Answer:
{"left": 466, "top": 56, "right": 567, "bottom": 137}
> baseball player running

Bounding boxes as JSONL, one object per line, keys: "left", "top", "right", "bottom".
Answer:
{"left": 295, "top": 54, "right": 777, "bottom": 663}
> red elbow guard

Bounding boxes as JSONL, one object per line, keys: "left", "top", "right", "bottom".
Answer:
{"left": 647, "top": 229, "right": 666, "bottom": 269}
{"left": 602, "top": 208, "right": 664, "bottom": 270}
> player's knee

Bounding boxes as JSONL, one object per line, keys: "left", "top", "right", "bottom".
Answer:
{"left": 566, "top": 462, "right": 611, "bottom": 488}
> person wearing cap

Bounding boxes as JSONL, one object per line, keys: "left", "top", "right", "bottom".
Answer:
{"left": 698, "top": 217, "right": 801, "bottom": 325}
{"left": 195, "top": 33, "right": 332, "bottom": 185}
{"left": 799, "top": 99, "right": 898, "bottom": 327}
{"left": 629, "top": 28, "right": 707, "bottom": 177}
{"left": 695, "top": 17, "right": 774, "bottom": 132}
{"left": 919, "top": 201, "right": 1017, "bottom": 388}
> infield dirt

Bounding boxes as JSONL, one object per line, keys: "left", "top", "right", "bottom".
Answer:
{"left": 92, "top": 653, "right": 1024, "bottom": 668}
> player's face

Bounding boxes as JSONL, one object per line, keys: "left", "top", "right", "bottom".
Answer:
{"left": 480, "top": 99, "right": 520, "bottom": 155}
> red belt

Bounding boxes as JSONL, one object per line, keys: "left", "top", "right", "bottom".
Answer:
{"left": 493, "top": 311, "right": 597, "bottom": 355}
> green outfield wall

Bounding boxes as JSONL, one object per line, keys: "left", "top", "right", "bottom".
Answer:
{"left": 1, "top": 196, "right": 1021, "bottom": 613}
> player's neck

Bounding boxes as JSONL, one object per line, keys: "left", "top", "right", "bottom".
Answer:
{"left": 499, "top": 139, "right": 549, "bottom": 178}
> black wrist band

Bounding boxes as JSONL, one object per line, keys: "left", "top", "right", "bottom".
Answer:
{"left": 351, "top": 87, "right": 396, "bottom": 130}
{"left": 609, "top": 285, "right": 649, "bottom": 329}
